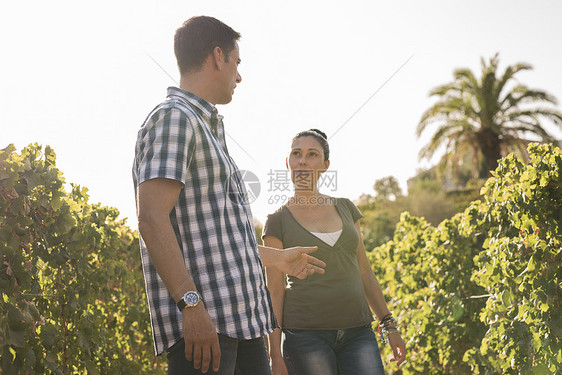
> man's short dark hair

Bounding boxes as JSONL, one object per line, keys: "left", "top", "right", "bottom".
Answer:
{"left": 174, "top": 16, "right": 241, "bottom": 75}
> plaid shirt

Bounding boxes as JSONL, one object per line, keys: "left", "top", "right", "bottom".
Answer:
{"left": 132, "top": 87, "right": 276, "bottom": 355}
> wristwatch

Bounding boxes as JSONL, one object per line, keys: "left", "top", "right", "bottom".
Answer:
{"left": 177, "top": 291, "right": 202, "bottom": 311}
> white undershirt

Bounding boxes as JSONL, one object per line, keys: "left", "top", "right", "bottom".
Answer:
{"left": 310, "top": 229, "right": 343, "bottom": 247}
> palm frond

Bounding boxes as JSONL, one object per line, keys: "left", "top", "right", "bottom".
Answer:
{"left": 503, "top": 120, "right": 558, "bottom": 143}
{"left": 506, "top": 108, "right": 562, "bottom": 126}
{"left": 501, "top": 87, "right": 559, "bottom": 109}
{"left": 453, "top": 69, "right": 480, "bottom": 93}
{"left": 494, "top": 62, "right": 533, "bottom": 101}
{"left": 419, "top": 121, "right": 475, "bottom": 160}
{"left": 418, "top": 53, "right": 562, "bottom": 179}
{"left": 429, "top": 83, "right": 462, "bottom": 97}
{"left": 418, "top": 95, "right": 481, "bottom": 136}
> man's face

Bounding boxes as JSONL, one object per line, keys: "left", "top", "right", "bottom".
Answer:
{"left": 217, "top": 42, "right": 242, "bottom": 104}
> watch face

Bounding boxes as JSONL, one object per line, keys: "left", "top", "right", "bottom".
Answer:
{"left": 185, "top": 292, "right": 199, "bottom": 306}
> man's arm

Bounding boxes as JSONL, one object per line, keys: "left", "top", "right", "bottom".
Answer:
{"left": 258, "top": 245, "right": 325, "bottom": 279}
{"left": 137, "top": 178, "right": 220, "bottom": 374}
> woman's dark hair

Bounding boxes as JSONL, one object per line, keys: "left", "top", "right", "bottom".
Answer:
{"left": 292, "top": 129, "right": 330, "bottom": 161}
{"left": 174, "top": 16, "right": 241, "bottom": 75}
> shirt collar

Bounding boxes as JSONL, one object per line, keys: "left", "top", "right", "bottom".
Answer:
{"left": 166, "top": 86, "right": 218, "bottom": 120}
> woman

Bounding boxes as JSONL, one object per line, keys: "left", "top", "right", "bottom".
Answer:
{"left": 263, "top": 129, "right": 406, "bottom": 375}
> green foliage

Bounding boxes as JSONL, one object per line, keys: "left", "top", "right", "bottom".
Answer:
{"left": 374, "top": 176, "right": 403, "bottom": 201}
{"left": 369, "top": 143, "right": 561, "bottom": 374}
{"left": 254, "top": 219, "right": 264, "bottom": 246}
{"left": 406, "top": 176, "right": 482, "bottom": 226}
{"left": 0, "top": 144, "right": 166, "bottom": 374}
{"left": 371, "top": 212, "right": 487, "bottom": 374}
{"left": 466, "top": 143, "right": 561, "bottom": 374}
{"left": 358, "top": 193, "right": 408, "bottom": 250}
{"left": 358, "top": 174, "right": 480, "bottom": 249}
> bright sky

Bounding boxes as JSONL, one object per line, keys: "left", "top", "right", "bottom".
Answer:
{"left": 2, "top": 0, "right": 562, "bottom": 229}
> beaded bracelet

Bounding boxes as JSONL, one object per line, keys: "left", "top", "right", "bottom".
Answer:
{"left": 379, "top": 325, "right": 399, "bottom": 344}
{"left": 378, "top": 314, "right": 399, "bottom": 344}
{"left": 380, "top": 314, "right": 393, "bottom": 324}
{"left": 380, "top": 316, "right": 396, "bottom": 328}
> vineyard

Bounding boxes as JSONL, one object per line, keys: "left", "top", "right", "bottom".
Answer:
{"left": 371, "top": 143, "right": 561, "bottom": 374}
{"left": 0, "top": 144, "right": 166, "bottom": 374}
{"left": 1, "top": 143, "right": 560, "bottom": 374}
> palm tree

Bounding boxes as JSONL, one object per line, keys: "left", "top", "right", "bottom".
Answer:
{"left": 417, "top": 53, "right": 562, "bottom": 181}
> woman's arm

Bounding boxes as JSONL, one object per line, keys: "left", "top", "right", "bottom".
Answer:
{"left": 354, "top": 221, "right": 406, "bottom": 368}
{"left": 355, "top": 220, "right": 391, "bottom": 319}
{"left": 263, "top": 235, "right": 289, "bottom": 375}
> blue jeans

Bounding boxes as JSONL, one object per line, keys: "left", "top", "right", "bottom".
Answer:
{"left": 283, "top": 325, "right": 385, "bottom": 375}
{"left": 167, "top": 334, "right": 272, "bottom": 375}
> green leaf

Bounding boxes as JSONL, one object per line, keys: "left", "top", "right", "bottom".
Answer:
{"left": 6, "top": 328, "right": 26, "bottom": 347}
{"left": 7, "top": 306, "right": 27, "bottom": 331}
{"left": 452, "top": 300, "right": 464, "bottom": 322}
{"left": 527, "top": 257, "right": 536, "bottom": 272}
{"left": 85, "top": 360, "right": 100, "bottom": 375}
{"left": 24, "top": 348, "right": 36, "bottom": 367}
{"left": 532, "top": 364, "right": 550, "bottom": 375}
{"left": 40, "top": 325, "right": 57, "bottom": 347}
{"left": 501, "top": 289, "right": 513, "bottom": 308}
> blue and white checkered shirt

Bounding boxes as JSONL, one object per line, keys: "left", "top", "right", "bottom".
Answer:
{"left": 132, "top": 87, "right": 276, "bottom": 355}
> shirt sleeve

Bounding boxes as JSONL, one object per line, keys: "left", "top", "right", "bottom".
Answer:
{"left": 263, "top": 211, "right": 283, "bottom": 242}
{"left": 345, "top": 198, "right": 363, "bottom": 223}
{"left": 136, "top": 106, "right": 196, "bottom": 185}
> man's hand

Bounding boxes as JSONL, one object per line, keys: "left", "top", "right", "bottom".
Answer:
{"left": 259, "top": 243, "right": 325, "bottom": 279}
{"left": 270, "top": 355, "right": 289, "bottom": 375}
{"left": 276, "top": 246, "right": 325, "bottom": 279}
{"left": 182, "top": 304, "right": 221, "bottom": 373}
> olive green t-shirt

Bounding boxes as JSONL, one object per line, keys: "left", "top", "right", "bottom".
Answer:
{"left": 263, "top": 197, "right": 374, "bottom": 330}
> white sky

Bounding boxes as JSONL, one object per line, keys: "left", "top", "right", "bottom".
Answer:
{"left": 2, "top": 0, "right": 562, "bottom": 229}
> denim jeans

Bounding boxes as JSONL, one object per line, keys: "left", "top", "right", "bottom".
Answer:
{"left": 283, "top": 325, "right": 385, "bottom": 375}
{"left": 167, "top": 334, "right": 272, "bottom": 375}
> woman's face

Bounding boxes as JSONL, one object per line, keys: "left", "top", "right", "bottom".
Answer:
{"left": 287, "top": 136, "right": 330, "bottom": 191}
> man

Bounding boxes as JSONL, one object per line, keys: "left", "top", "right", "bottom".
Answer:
{"left": 132, "top": 16, "right": 324, "bottom": 374}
